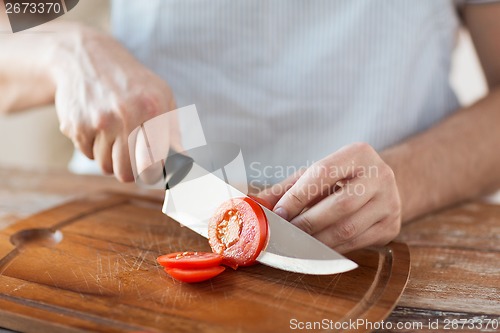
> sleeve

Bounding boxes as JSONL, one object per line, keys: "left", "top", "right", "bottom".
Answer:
{"left": 455, "top": 0, "right": 500, "bottom": 6}
{"left": 454, "top": 0, "right": 500, "bottom": 14}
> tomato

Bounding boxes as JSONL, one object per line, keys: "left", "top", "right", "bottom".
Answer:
{"left": 248, "top": 195, "right": 274, "bottom": 210}
{"left": 165, "top": 266, "right": 225, "bottom": 283}
{"left": 157, "top": 252, "right": 223, "bottom": 269}
{"left": 208, "top": 197, "right": 268, "bottom": 269}
{"left": 158, "top": 252, "right": 226, "bottom": 283}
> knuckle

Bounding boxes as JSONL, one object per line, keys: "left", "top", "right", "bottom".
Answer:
{"left": 335, "top": 194, "right": 356, "bottom": 214}
{"left": 379, "top": 164, "right": 395, "bottom": 181}
{"left": 137, "top": 92, "right": 164, "bottom": 119}
{"left": 336, "top": 222, "right": 357, "bottom": 241}
{"left": 294, "top": 215, "right": 314, "bottom": 235}
{"left": 94, "top": 112, "right": 114, "bottom": 131}
{"left": 351, "top": 142, "right": 374, "bottom": 155}
{"left": 286, "top": 191, "right": 305, "bottom": 208}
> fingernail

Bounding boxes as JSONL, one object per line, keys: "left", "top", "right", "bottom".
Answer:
{"left": 274, "top": 207, "right": 288, "bottom": 220}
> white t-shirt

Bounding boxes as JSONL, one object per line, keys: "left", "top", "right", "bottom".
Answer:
{"left": 71, "top": 0, "right": 494, "bottom": 184}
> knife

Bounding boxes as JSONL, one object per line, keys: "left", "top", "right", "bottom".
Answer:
{"left": 159, "top": 151, "right": 358, "bottom": 276}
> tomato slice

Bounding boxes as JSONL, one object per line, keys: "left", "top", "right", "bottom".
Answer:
{"left": 157, "top": 252, "right": 223, "bottom": 269}
{"left": 165, "top": 266, "right": 225, "bottom": 283}
{"left": 248, "top": 195, "right": 274, "bottom": 210}
{"left": 208, "top": 197, "right": 268, "bottom": 269}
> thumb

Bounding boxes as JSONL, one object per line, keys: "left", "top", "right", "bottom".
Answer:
{"left": 255, "top": 168, "right": 307, "bottom": 212}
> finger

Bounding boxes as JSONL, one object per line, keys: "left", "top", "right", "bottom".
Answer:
{"left": 93, "top": 131, "right": 115, "bottom": 174}
{"left": 312, "top": 197, "right": 390, "bottom": 248}
{"left": 112, "top": 134, "right": 134, "bottom": 182}
{"left": 134, "top": 125, "right": 154, "bottom": 174}
{"left": 61, "top": 120, "right": 95, "bottom": 160}
{"left": 290, "top": 177, "right": 377, "bottom": 235}
{"left": 74, "top": 130, "right": 96, "bottom": 161}
{"left": 55, "top": 88, "right": 95, "bottom": 160}
{"left": 273, "top": 144, "right": 373, "bottom": 221}
{"left": 331, "top": 216, "right": 401, "bottom": 254}
{"left": 256, "top": 168, "right": 306, "bottom": 211}
{"left": 272, "top": 164, "right": 335, "bottom": 221}
{"left": 134, "top": 126, "right": 165, "bottom": 185}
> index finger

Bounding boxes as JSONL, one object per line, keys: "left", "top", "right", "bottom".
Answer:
{"left": 273, "top": 161, "right": 339, "bottom": 220}
{"left": 273, "top": 143, "right": 372, "bottom": 220}
{"left": 255, "top": 168, "right": 306, "bottom": 209}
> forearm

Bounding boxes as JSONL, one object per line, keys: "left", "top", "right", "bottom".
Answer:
{"left": 382, "top": 87, "right": 500, "bottom": 222}
{"left": 0, "top": 3, "right": 87, "bottom": 114}
{"left": 0, "top": 32, "right": 58, "bottom": 113}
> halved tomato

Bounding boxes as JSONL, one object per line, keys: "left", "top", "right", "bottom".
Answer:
{"left": 208, "top": 197, "right": 268, "bottom": 269}
{"left": 165, "top": 266, "right": 225, "bottom": 283}
{"left": 248, "top": 195, "right": 274, "bottom": 210}
{"left": 157, "top": 252, "right": 223, "bottom": 269}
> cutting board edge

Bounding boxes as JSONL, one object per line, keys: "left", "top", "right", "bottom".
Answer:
{"left": 0, "top": 192, "right": 411, "bottom": 333}
{"left": 345, "top": 242, "right": 411, "bottom": 333}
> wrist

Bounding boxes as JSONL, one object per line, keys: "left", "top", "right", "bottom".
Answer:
{"left": 44, "top": 23, "right": 76, "bottom": 84}
{"left": 46, "top": 23, "right": 102, "bottom": 85}
{"left": 381, "top": 143, "right": 419, "bottom": 223}
{"left": 0, "top": 27, "right": 69, "bottom": 112}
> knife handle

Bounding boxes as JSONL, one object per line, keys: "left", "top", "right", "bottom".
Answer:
{"left": 163, "top": 151, "right": 194, "bottom": 190}
{"left": 135, "top": 149, "right": 193, "bottom": 190}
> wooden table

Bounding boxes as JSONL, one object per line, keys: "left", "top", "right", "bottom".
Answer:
{"left": 0, "top": 167, "right": 498, "bottom": 332}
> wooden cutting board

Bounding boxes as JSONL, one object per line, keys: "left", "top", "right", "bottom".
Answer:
{"left": 0, "top": 192, "right": 410, "bottom": 333}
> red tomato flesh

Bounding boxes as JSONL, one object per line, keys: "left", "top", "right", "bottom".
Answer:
{"left": 248, "top": 195, "right": 274, "bottom": 210}
{"left": 165, "top": 266, "right": 225, "bottom": 283}
{"left": 157, "top": 251, "right": 223, "bottom": 269}
{"left": 208, "top": 197, "right": 269, "bottom": 269}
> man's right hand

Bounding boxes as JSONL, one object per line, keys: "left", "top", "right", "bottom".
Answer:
{"left": 50, "top": 25, "right": 176, "bottom": 182}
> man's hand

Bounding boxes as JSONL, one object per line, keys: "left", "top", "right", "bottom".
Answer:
{"left": 258, "top": 143, "right": 402, "bottom": 253}
{"left": 50, "top": 26, "right": 176, "bottom": 182}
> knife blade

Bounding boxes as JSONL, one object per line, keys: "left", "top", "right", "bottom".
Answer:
{"left": 162, "top": 161, "right": 358, "bottom": 275}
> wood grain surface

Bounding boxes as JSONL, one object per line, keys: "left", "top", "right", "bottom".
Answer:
{"left": 384, "top": 202, "right": 500, "bottom": 332}
{"left": 0, "top": 192, "right": 409, "bottom": 333}
{"left": 1, "top": 167, "right": 499, "bottom": 333}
